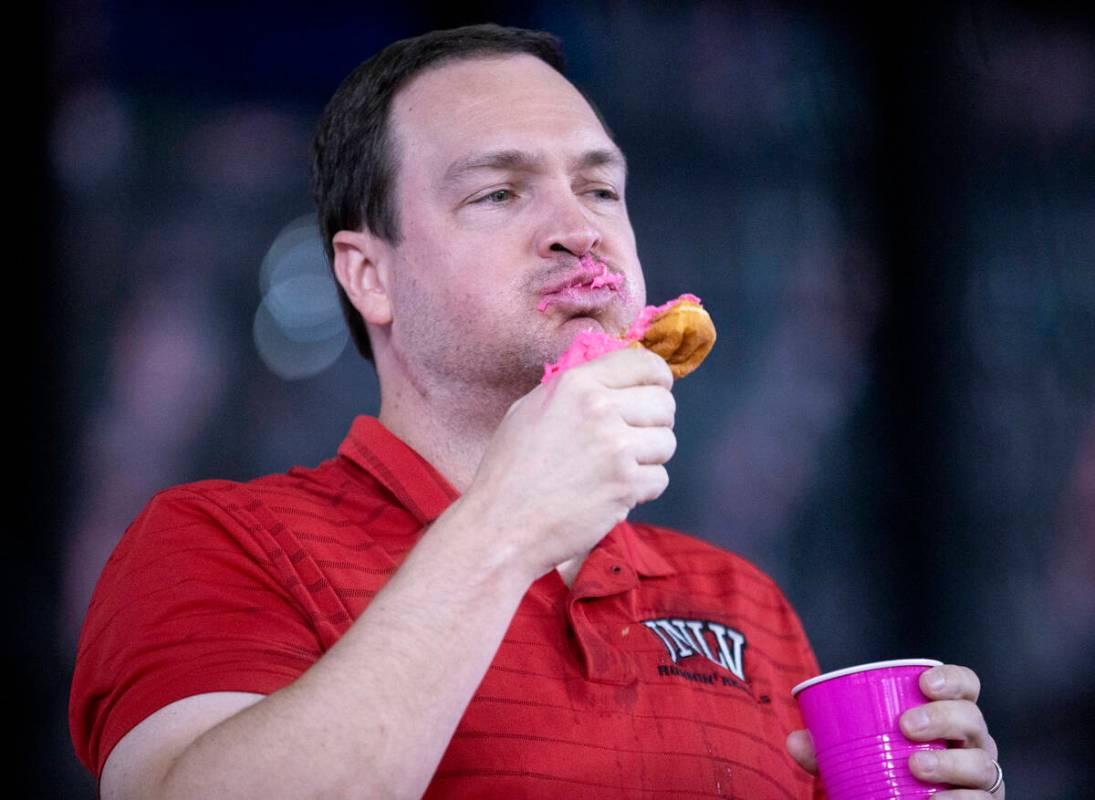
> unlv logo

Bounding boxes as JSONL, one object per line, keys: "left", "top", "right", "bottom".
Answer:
{"left": 642, "top": 618, "right": 747, "bottom": 681}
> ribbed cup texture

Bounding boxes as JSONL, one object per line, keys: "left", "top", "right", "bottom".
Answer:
{"left": 796, "top": 663, "right": 950, "bottom": 799}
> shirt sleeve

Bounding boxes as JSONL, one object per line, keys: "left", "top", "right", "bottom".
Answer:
{"left": 69, "top": 485, "right": 324, "bottom": 779}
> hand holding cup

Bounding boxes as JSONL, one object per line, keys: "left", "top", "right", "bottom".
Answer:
{"left": 788, "top": 660, "right": 1004, "bottom": 799}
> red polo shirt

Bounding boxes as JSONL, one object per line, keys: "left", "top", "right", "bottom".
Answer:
{"left": 71, "top": 416, "right": 823, "bottom": 799}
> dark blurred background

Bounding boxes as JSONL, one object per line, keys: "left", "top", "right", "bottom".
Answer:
{"left": 28, "top": 0, "right": 1094, "bottom": 796}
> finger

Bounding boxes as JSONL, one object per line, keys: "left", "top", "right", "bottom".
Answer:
{"left": 910, "top": 748, "right": 1000, "bottom": 792}
{"left": 590, "top": 348, "right": 675, "bottom": 389}
{"left": 632, "top": 426, "right": 677, "bottom": 465}
{"left": 901, "top": 700, "right": 991, "bottom": 749}
{"left": 921, "top": 664, "right": 982, "bottom": 702}
{"left": 632, "top": 464, "right": 669, "bottom": 504}
{"left": 785, "top": 730, "right": 818, "bottom": 774}
{"left": 614, "top": 385, "right": 676, "bottom": 428}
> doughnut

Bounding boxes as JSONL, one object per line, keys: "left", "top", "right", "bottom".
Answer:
{"left": 541, "top": 294, "right": 716, "bottom": 382}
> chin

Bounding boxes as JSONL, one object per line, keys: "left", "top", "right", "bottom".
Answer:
{"left": 559, "top": 315, "right": 608, "bottom": 335}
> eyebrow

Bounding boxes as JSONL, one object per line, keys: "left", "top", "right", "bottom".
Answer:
{"left": 441, "top": 147, "right": 628, "bottom": 188}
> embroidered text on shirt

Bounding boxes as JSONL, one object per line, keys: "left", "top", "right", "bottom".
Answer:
{"left": 642, "top": 618, "right": 747, "bottom": 681}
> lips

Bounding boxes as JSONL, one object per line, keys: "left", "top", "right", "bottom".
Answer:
{"left": 538, "top": 254, "right": 624, "bottom": 312}
{"left": 537, "top": 284, "right": 620, "bottom": 313}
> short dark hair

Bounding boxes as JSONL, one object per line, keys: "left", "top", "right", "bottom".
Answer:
{"left": 311, "top": 24, "right": 567, "bottom": 361}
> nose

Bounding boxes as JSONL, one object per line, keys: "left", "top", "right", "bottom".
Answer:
{"left": 534, "top": 186, "right": 602, "bottom": 260}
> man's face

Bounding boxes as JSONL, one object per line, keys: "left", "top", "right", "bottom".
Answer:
{"left": 383, "top": 54, "right": 645, "bottom": 393}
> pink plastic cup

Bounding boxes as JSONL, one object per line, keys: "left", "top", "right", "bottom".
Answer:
{"left": 792, "top": 659, "right": 950, "bottom": 799}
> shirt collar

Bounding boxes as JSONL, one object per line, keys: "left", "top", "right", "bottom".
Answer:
{"left": 609, "top": 522, "right": 677, "bottom": 578}
{"left": 338, "top": 416, "right": 460, "bottom": 524}
{"left": 337, "top": 415, "right": 676, "bottom": 578}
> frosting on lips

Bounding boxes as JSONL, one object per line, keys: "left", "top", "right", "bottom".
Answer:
{"left": 537, "top": 253, "right": 624, "bottom": 312}
{"left": 541, "top": 293, "right": 706, "bottom": 383}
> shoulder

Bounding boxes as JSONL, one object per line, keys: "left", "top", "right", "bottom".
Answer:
{"left": 136, "top": 456, "right": 352, "bottom": 515}
{"left": 119, "top": 454, "right": 380, "bottom": 544}
{"left": 99, "top": 452, "right": 408, "bottom": 601}
{"left": 93, "top": 461, "right": 354, "bottom": 611}
{"left": 104, "top": 478, "right": 286, "bottom": 567}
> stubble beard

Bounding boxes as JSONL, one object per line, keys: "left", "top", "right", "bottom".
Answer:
{"left": 392, "top": 299, "right": 553, "bottom": 422}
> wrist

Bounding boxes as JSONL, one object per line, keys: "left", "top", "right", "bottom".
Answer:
{"left": 428, "top": 492, "right": 545, "bottom": 592}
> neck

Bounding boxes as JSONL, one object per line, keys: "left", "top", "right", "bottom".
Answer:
{"left": 377, "top": 372, "right": 525, "bottom": 493}
{"left": 370, "top": 325, "right": 548, "bottom": 490}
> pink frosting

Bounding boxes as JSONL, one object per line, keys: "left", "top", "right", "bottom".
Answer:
{"left": 589, "top": 260, "right": 624, "bottom": 290}
{"left": 624, "top": 292, "right": 701, "bottom": 340}
{"left": 540, "top": 330, "right": 631, "bottom": 382}
{"left": 540, "top": 293, "right": 703, "bottom": 383}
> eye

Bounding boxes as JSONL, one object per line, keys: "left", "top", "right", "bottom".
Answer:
{"left": 588, "top": 187, "right": 620, "bottom": 201}
{"left": 477, "top": 188, "right": 514, "bottom": 204}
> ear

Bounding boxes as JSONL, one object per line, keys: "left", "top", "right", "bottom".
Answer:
{"left": 332, "top": 229, "right": 393, "bottom": 327}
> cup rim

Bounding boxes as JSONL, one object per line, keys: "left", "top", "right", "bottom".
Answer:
{"left": 791, "top": 658, "right": 944, "bottom": 697}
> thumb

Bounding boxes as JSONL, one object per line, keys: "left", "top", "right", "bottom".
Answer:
{"left": 786, "top": 729, "right": 818, "bottom": 774}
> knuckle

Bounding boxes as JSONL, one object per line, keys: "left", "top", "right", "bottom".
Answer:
{"left": 610, "top": 447, "right": 636, "bottom": 479}
{"left": 656, "top": 390, "right": 677, "bottom": 422}
{"left": 627, "top": 472, "right": 649, "bottom": 504}
{"left": 957, "top": 698, "right": 983, "bottom": 726}
{"left": 937, "top": 664, "right": 959, "bottom": 691}
{"left": 980, "top": 752, "right": 997, "bottom": 784}
{"left": 609, "top": 433, "right": 632, "bottom": 459}
{"left": 646, "top": 466, "right": 670, "bottom": 501}
{"left": 923, "top": 705, "right": 939, "bottom": 727}
{"left": 904, "top": 704, "right": 936, "bottom": 735}
{"left": 911, "top": 748, "right": 943, "bottom": 779}
{"left": 640, "top": 349, "right": 673, "bottom": 381}
{"left": 945, "top": 664, "right": 980, "bottom": 699}
{"left": 657, "top": 358, "right": 674, "bottom": 384}
{"left": 929, "top": 748, "right": 954, "bottom": 773}
{"left": 965, "top": 667, "right": 982, "bottom": 698}
{"left": 984, "top": 734, "right": 998, "bottom": 760}
{"left": 664, "top": 429, "right": 678, "bottom": 459}
{"left": 581, "top": 390, "right": 613, "bottom": 420}
{"left": 971, "top": 702, "right": 986, "bottom": 729}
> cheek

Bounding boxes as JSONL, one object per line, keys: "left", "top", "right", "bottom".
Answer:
{"left": 390, "top": 262, "right": 516, "bottom": 347}
{"left": 629, "top": 269, "right": 647, "bottom": 310}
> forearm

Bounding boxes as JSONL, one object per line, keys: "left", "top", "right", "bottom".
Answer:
{"left": 155, "top": 496, "right": 534, "bottom": 800}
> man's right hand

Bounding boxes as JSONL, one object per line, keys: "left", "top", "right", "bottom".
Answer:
{"left": 461, "top": 347, "right": 678, "bottom": 581}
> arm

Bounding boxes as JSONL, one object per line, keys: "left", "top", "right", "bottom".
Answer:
{"left": 786, "top": 663, "right": 1004, "bottom": 798}
{"left": 101, "top": 348, "right": 677, "bottom": 800}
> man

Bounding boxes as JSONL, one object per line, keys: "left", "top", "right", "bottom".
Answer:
{"left": 71, "top": 24, "right": 1004, "bottom": 799}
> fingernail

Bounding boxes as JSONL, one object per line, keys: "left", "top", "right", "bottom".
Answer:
{"left": 915, "top": 752, "right": 939, "bottom": 773}
{"left": 925, "top": 670, "right": 945, "bottom": 692}
{"left": 906, "top": 709, "right": 930, "bottom": 733}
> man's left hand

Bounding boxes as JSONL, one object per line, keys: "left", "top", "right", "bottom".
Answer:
{"left": 786, "top": 663, "right": 1004, "bottom": 798}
